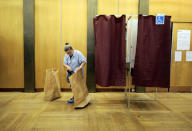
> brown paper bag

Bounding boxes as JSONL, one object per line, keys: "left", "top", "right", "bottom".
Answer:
{"left": 44, "top": 69, "right": 61, "bottom": 101}
{"left": 69, "top": 70, "right": 91, "bottom": 109}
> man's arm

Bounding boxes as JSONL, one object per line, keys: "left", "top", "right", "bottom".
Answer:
{"left": 75, "top": 62, "right": 86, "bottom": 72}
{"left": 63, "top": 64, "right": 72, "bottom": 71}
{"left": 63, "top": 55, "right": 73, "bottom": 71}
{"left": 80, "top": 62, "right": 86, "bottom": 69}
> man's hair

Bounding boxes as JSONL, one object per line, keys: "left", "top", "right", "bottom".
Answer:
{"left": 64, "top": 43, "right": 72, "bottom": 51}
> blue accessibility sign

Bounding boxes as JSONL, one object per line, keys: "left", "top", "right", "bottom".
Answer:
{"left": 156, "top": 15, "right": 165, "bottom": 25}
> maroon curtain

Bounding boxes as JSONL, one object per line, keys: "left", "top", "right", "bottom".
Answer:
{"left": 132, "top": 15, "right": 172, "bottom": 88}
{"left": 93, "top": 15, "right": 126, "bottom": 87}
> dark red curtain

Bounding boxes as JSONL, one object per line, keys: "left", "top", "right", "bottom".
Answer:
{"left": 93, "top": 15, "right": 126, "bottom": 87}
{"left": 132, "top": 15, "right": 172, "bottom": 88}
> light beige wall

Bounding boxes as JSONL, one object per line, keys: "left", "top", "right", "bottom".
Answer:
{"left": 149, "top": 0, "right": 192, "bottom": 22}
{"left": 35, "top": 0, "right": 61, "bottom": 89}
{"left": 35, "top": 0, "right": 87, "bottom": 89}
{"left": 0, "top": 0, "right": 24, "bottom": 89}
{"left": 171, "top": 23, "right": 192, "bottom": 87}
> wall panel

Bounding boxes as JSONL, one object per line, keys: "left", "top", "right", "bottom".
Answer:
{"left": 61, "top": 0, "right": 87, "bottom": 88}
{"left": 35, "top": 0, "right": 60, "bottom": 89}
{"left": 0, "top": 0, "right": 24, "bottom": 89}
{"left": 171, "top": 23, "right": 192, "bottom": 87}
{"left": 149, "top": 0, "right": 192, "bottom": 22}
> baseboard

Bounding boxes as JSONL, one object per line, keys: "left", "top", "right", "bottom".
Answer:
{"left": 0, "top": 88, "right": 24, "bottom": 92}
{"left": 146, "top": 87, "right": 169, "bottom": 92}
{"left": 0, "top": 88, "right": 124, "bottom": 92}
{"left": 0, "top": 86, "right": 191, "bottom": 92}
{"left": 96, "top": 88, "right": 125, "bottom": 92}
{"left": 0, "top": 88, "right": 72, "bottom": 92}
{"left": 146, "top": 86, "right": 192, "bottom": 92}
{"left": 35, "top": 88, "right": 72, "bottom": 92}
{"left": 169, "top": 86, "right": 192, "bottom": 92}
{"left": 36, "top": 88, "right": 125, "bottom": 92}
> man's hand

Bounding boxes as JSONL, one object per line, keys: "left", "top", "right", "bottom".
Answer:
{"left": 75, "top": 67, "right": 81, "bottom": 72}
{"left": 67, "top": 66, "right": 72, "bottom": 71}
{"left": 75, "top": 62, "right": 86, "bottom": 72}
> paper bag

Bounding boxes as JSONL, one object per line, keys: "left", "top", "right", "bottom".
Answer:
{"left": 44, "top": 69, "right": 61, "bottom": 101}
{"left": 69, "top": 71, "right": 91, "bottom": 108}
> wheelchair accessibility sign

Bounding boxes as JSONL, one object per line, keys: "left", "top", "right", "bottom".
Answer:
{"left": 156, "top": 14, "right": 165, "bottom": 25}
